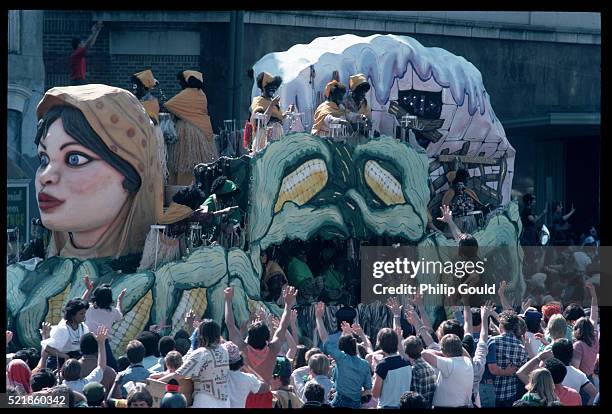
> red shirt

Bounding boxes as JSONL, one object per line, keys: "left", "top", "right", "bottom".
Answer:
{"left": 555, "top": 384, "right": 582, "bottom": 406}
{"left": 70, "top": 47, "right": 87, "bottom": 80}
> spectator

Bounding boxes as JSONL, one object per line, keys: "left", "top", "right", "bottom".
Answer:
{"left": 519, "top": 368, "right": 560, "bottom": 406}
{"left": 520, "top": 193, "right": 546, "bottom": 246}
{"left": 69, "top": 21, "right": 103, "bottom": 85}
{"left": 136, "top": 331, "right": 161, "bottom": 370}
{"left": 486, "top": 310, "right": 528, "bottom": 407}
{"left": 272, "top": 356, "right": 303, "bottom": 408}
{"left": 372, "top": 328, "right": 412, "bottom": 408}
{"left": 30, "top": 368, "right": 57, "bottom": 392}
{"left": 158, "top": 319, "right": 229, "bottom": 408}
{"left": 149, "top": 335, "right": 176, "bottom": 373}
{"left": 544, "top": 358, "right": 581, "bottom": 406}
{"left": 292, "top": 345, "right": 309, "bottom": 370}
{"left": 315, "top": 302, "right": 372, "bottom": 408}
{"left": 110, "top": 339, "right": 150, "bottom": 398}
{"left": 126, "top": 384, "right": 153, "bottom": 408}
{"left": 41, "top": 298, "right": 90, "bottom": 371}
{"left": 399, "top": 391, "right": 427, "bottom": 410}
{"left": 116, "top": 355, "right": 130, "bottom": 372}
{"left": 160, "top": 379, "right": 188, "bottom": 408}
{"left": 83, "top": 381, "right": 107, "bottom": 407}
{"left": 551, "top": 338, "right": 597, "bottom": 404}
{"left": 7, "top": 359, "right": 32, "bottom": 395}
{"left": 421, "top": 334, "right": 473, "bottom": 407}
{"left": 404, "top": 336, "right": 436, "bottom": 408}
{"left": 521, "top": 309, "right": 543, "bottom": 358}
{"left": 551, "top": 201, "right": 576, "bottom": 245}
{"left": 563, "top": 303, "right": 585, "bottom": 326}
{"left": 13, "top": 348, "right": 40, "bottom": 371}
{"left": 302, "top": 382, "right": 331, "bottom": 408}
{"left": 61, "top": 326, "right": 107, "bottom": 393}
{"left": 293, "top": 352, "right": 333, "bottom": 403}
{"left": 538, "top": 314, "right": 569, "bottom": 352}
{"left": 323, "top": 306, "right": 358, "bottom": 350}
{"left": 78, "top": 332, "right": 117, "bottom": 396}
{"left": 82, "top": 277, "right": 125, "bottom": 371}
{"left": 541, "top": 302, "right": 562, "bottom": 326}
{"left": 572, "top": 283, "right": 599, "bottom": 378}
{"left": 223, "top": 341, "right": 269, "bottom": 408}
{"left": 174, "top": 338, "right": 192, "bottom": 356}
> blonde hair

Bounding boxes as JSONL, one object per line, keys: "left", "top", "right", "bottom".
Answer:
{"left": 526, "top": 368, "right": 559, "bottom": 406}
{"left": 164, "top": 350, "right": 183, "bottom": 372}
{"left": 547, "top": 314, "right": 568, "bottom": 340}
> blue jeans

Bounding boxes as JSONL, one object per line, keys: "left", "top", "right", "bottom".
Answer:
{"left": 105, "top": 339, "right": 118, "bottom": 371}
{"left": 331, "top": 393, "right": 361, "bottom": 409}
{"left": 479, "top": 382, "right": 496, "bottom": 408}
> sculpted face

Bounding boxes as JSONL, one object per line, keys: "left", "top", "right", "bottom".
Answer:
{"left": 35, "top": 118, "right": 129, "bottom": 245}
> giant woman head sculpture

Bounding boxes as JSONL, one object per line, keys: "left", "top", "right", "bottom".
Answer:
{"left": 35, "top": 84, "right": 163, "bottom": 259}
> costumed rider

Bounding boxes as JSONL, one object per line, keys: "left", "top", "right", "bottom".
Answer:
{"left": 286, "top": 246, "right": 324, "bottom": 304}
{"left": 441, "top": 168, "right": 488, "bottom": 234}
{"left": 343, "top": 73, "right": 375, "bottom": 136}
{"left": 260, "top": 248, "right": 288, "bottom": 305}
{"left": 131, "top": 69, "right": 168, "bottom": 182}
{"left": 138, "top": 185, "right": 238, "bottom": 271}
{"left": 165, "top": 70, "right": 218, "bottom": 185}
{"left": 311, "top": 80, "right": 352, "bottom": 137}
{"left": 248, "top": 72, "right": 295, "bottom": 153}
{"left": 318, "top": 246, "right": 345, "bottom": 303}
{"left": 201, "top": 176, "right": 243, "bottom": 249}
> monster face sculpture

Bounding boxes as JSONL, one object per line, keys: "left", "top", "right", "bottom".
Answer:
{"left": 7, "top": 37, "right": 524, "bottom": 353}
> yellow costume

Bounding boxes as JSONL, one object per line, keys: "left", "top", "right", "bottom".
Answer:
{"left": 311, "top": 101, "right": 345, "bottom": 137}
{"left": 165, "top": 71, "right": 218, "bottom": 185}
{"left": 344, "top": 74, "right": 372, "bottom": 122}
{"left": 250, "top": 72, "right": 285, "bottom": 152}
{"left": 36, "top": 84, "right": 164, "bottom": 259}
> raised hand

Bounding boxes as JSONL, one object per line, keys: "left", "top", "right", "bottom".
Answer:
{"left": 386, "top": 296, "right": 402, "bottom": 317}
{"left": 224, "top": 286, "right": 234, "bottom": 301}
{"left": 521, "top": 298, "right": 533, "bottom": 313}
{"left": 437, "top": 204, "right": 453, "bottom": 223}
{"left": 404, "top": 306, "right": 421, "bottom": 327}
{"left": 538, "top": 349, "right": 553, "bottom": 361}
{"left": 351, "top": 323, "right": 364, "bottom": 337}
{"left": 39, "top": 322, "right": 52, "bottom": 341}
{"left": 340, "top": 321, "right": 352, "bottom": 335}
{"left": 83, "top": 275, "right": 94, "bottom": 291}
{"left": 269, "top": 315, "right": 280, "bottom": 331}
{"left": 585, "top": 282, "right": 596, "bottom": 294}
{"left": 95, "top": 325, "right": 108, "bottom": 343}
{"left": 315, "top": 301, "right": 326, "bottom": 319}
{"left": 117, "top": 288, "right": 126, "bottom": 303}
{"left": 283, "top": 285, "right": 298, "bottom": 308}
{"left": 290, "top": 308, "right": 298, "bottom": 325}
{"left": 6, "top": 330, "right": 13, "bottom": 345}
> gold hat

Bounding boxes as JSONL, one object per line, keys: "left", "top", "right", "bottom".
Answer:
{"left": 325, "top": 80, "right": 346, "bottom": 98}
{"left": 159, "top": 202, "right": 194, "bottom": 225}
{"left": 349, "top": 74, "right": 369, "bottom": 91}
{"left": 134, "top": 69, "right": 157, "bottom": 89}
{"left": 183, "top": 70, "right": 203, "bottom": 83}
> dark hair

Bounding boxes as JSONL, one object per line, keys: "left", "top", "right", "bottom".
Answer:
{"left": 377, "top": 328, "right": 398, "bottom": 354}
{"left": 524, "top": 315, "right": 542, "bottom": 334}
{"left": 80, "top": 332, "right": 98, "bottom": 355}
{"left": 454, "top": 168, "right": 470, "bottom": 184}
{"left": 403, "top": 336, "right": 424, "bottom": 359}
{"left": 61, "top": 359, "right": 82, "bottom": 381}
{"left": 35, "top": 105, "right": 141, "bottom": 193}
{"left": 63, "top": 298, "right": 89, "bottom": 323}
{"left": 573, "top": 317, "right": 595, "bottom": 347}
{"left": 499, "top": 310, "right": 520, "bottom": 336}
{"left": 523, "top": 193, "right": 535, "bottom": 205}
{"left": 353, "top": 82, "right": 371, "bottom": 95}
{"left": 30, "top": 368, "right": 57, "bottom": 392}
{"left": 116, "top": 355, "right": 130, "bottom": 372}
{"left": 329, "top": 83, "right": 347, "bottom": 101}
{"left": 563, "top": 303, "right": 586, "bottom": 323}
{"left": 14, "top": 348, "right": 40, "bottom": 371}
{"left": 177, "top": 71, "right": 203, "bottom": 89}
{"left": 158, "top": 336, "right": 176, "bottom": 357}
{"left": 210, "top": 175, "right": 229, "bottom": 194}
{"left": 338, "top": 334, "right": 357, "bottom": 356}
{"left": 91, "top": 284, "right": 113, "bottom": 310}
{"left": 551, "top": 338, "right": 573, "bottom": 366}
{"left": 513, "top": 399, "right": 540, "bottom": 407}
{"left": 126, "top": 339, "right": 146, "bottom": 364}
{"left": 544, "top": 358, "right": 567, "bottom": 384}
{"left": 174, "top": 329, "right": 190, "bottom": 341}
{"left": 127, "top": 384, "right": 153, "bottom": 408}
{"left": 136, "top": 331, "right": 160, "bottom": 357}
{"left": 458, "top": 235, "right": 479, "bottom": 259}
{"left": 399, "top": 391, "right": 427, "bottom": 409}
{"left": 438, "top": 319, "right": 464, "bottom": 340}
{"left": 174, "top": 338, "right": 191, "bottom": 356}
{"left": 229, "top": 356, "right": 245, "bottom": 371}
{"left": 71, "top": 37, "right": 81, "bottom": 50}
{"left": 172, "top": 185, "right": 205, "bottom": 210}
{"left": 440, "top": 334, "right": 464, "bottom": 357}
{"left": 256, "top": 72, "right": 282, "bottom": 91}
{"left": 471, "top": 308, "right": 482, "bottom": 327}
{"left": 247, "top": 321, "right": 270, "bottom": 350}
{"left": 304, "top": 382, "right": 325, "bottom": 403}
{"left": 198, "top": 319, "right": 221, "bottom": 348}
{"left": 293, "top": 345, "right": 309, "bottom": 370}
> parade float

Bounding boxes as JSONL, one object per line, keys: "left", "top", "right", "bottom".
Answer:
{"left": 7, "top": 34, "right": 523, "bottom": 353}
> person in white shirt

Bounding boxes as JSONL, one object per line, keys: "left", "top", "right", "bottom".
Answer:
{"left": 223, "top": 341, "right": 270, "bottom": 408}
{"left": 421, "top": 333, "right": 474, "bottom": 408}
{"left": 61, "top": 326, "right": 108, "bottom": 393}
{"left": 41, "top": 298, "right": 91, "bottom": 371}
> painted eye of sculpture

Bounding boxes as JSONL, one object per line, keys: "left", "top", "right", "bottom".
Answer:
{"left": 38, "top": 153, "right": 50, "bottom": 168}
{"left": 274, "top": 158, "right": 328, "bottom": 213}
{"left": 65, "top": 152, "right": 93, "bottom": 167}
{"left": 363, "top": 160, "right": 405, "bottom": 206}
